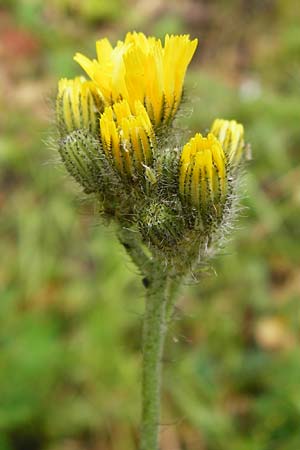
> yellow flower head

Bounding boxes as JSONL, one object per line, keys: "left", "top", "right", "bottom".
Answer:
{"left": 100, "top": 100, "right": 155, "bottom": 177}
{"left": 179, "top": 133, "right": 227, "bottom": 210}
{"left": 74, "top": 32, "right": 198, "bottom": 127}
{"left": 210, "top": 118, "right": 244, "bottom": 164}
{"left": 57, "top": 77, "right": 104, "bottom": 134}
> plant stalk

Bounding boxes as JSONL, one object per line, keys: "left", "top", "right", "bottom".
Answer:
{"left": 165, "top": 276, "right": 182, "bottom": 322}
{"left": 140, "top": 268, "right": 168, "bottom": 450}
{"left": 118, "top": 226, "right": 153, "bottom": 276}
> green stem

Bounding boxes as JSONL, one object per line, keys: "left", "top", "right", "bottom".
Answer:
{"left": 165, "top": 276, "right": 182, "bottom": 322}
{"left": 140, "top": 268, "right": 168, "bottom": 450}
{"left": 118, "top": 228, "right": 184, "bottom": 448}
{"left": 118, "top": 226, "right": 153, "bottom": 277}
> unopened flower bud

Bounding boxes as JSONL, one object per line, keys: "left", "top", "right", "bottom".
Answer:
{"left": 56, "top": 77, "right": 104, "bottom": 136}
{"left": 139, "top": 201, "right": 185, "bottom": 251}
{"left": 58, "top": 129, "right": 120, "bottom": 196}
{"left": 100, "top": 100, "right": 155, "bottom": 179}
{"left": 179, "top": 133, "right": 227, "bottom": 225}
{"left": 210, "top": 118, "right": 244, "bottom": 164}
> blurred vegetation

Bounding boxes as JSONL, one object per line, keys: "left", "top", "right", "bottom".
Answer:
{"left": 1, "top": 0, "right": 300, "bottom": 449}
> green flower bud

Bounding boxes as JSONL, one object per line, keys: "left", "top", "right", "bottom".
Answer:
{"left": 58, "top": 129, "right": 119, "bottom": 195}
{"left": 139, "top": 201, "right": 185, "bottom": 252}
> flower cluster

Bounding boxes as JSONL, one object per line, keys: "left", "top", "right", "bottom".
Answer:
{"left": 56, "top": 32, "right": 246, "bottom": 269}
{"left": 74, "top": 33, "right": 197, "bottom": 126}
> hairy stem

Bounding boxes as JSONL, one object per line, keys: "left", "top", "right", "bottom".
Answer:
{"left": 118, "top": 228, "right": 183, "bottom": 449}
{"left": 165, "top": 276, "right": 182, "bottom": 322}
{"left": 140, "top": 267, "right": 168, "bottom": 450}
{"left": 118, "top": 226, "right": 153, "bottom": 277}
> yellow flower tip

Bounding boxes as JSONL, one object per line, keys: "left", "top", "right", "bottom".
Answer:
{"left": 56, "top": 76, "right": 104, "bottom": 135}
{"left": 95, "top": 38, "right": 113, "bottom": 61}
{"left": 210, "top": 118, "right": 245, "bottom": 164}
{"left": 73, "top": 32, "right": 197, "bottom": 127}
{"left": 179, "top": 132, "right": 227, "bottom": 210}
{"left": 99, "top": 100, "right": 155, "bottom": 178}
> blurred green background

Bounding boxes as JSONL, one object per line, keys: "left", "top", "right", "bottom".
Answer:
{"left": 1, "top": 0, "right": 300, "bottom": 449}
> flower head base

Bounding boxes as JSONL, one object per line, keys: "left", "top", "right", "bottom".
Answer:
{"left": 139, "top": 201, "right": 185, "bottom": 252}
{"left": 210, "top": 119, "right": 244, "bottom": 164}
{"left": 74, "top": 32, "right": 198, "bottom": 127}
{"left": 100, "top": 100, "right": 155, "bottom": 178}
{"left": 56, "top": 77, "right": 104, "bottom": 135}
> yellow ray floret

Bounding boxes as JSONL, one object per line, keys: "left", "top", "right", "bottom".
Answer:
{"left": 99, "top": 100, "right": 155, "bottom": 177}
{"left": 57, "top": 77, "right": 103, "bottom": 134}
{"left": 210, "top": 119, "right": 244, "bottom": 164}
{"left": 179, "top": 133, "right": 227, "bottom": 209}
{"left": 74, "top": 32, "right": 198, "bottom": 127}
